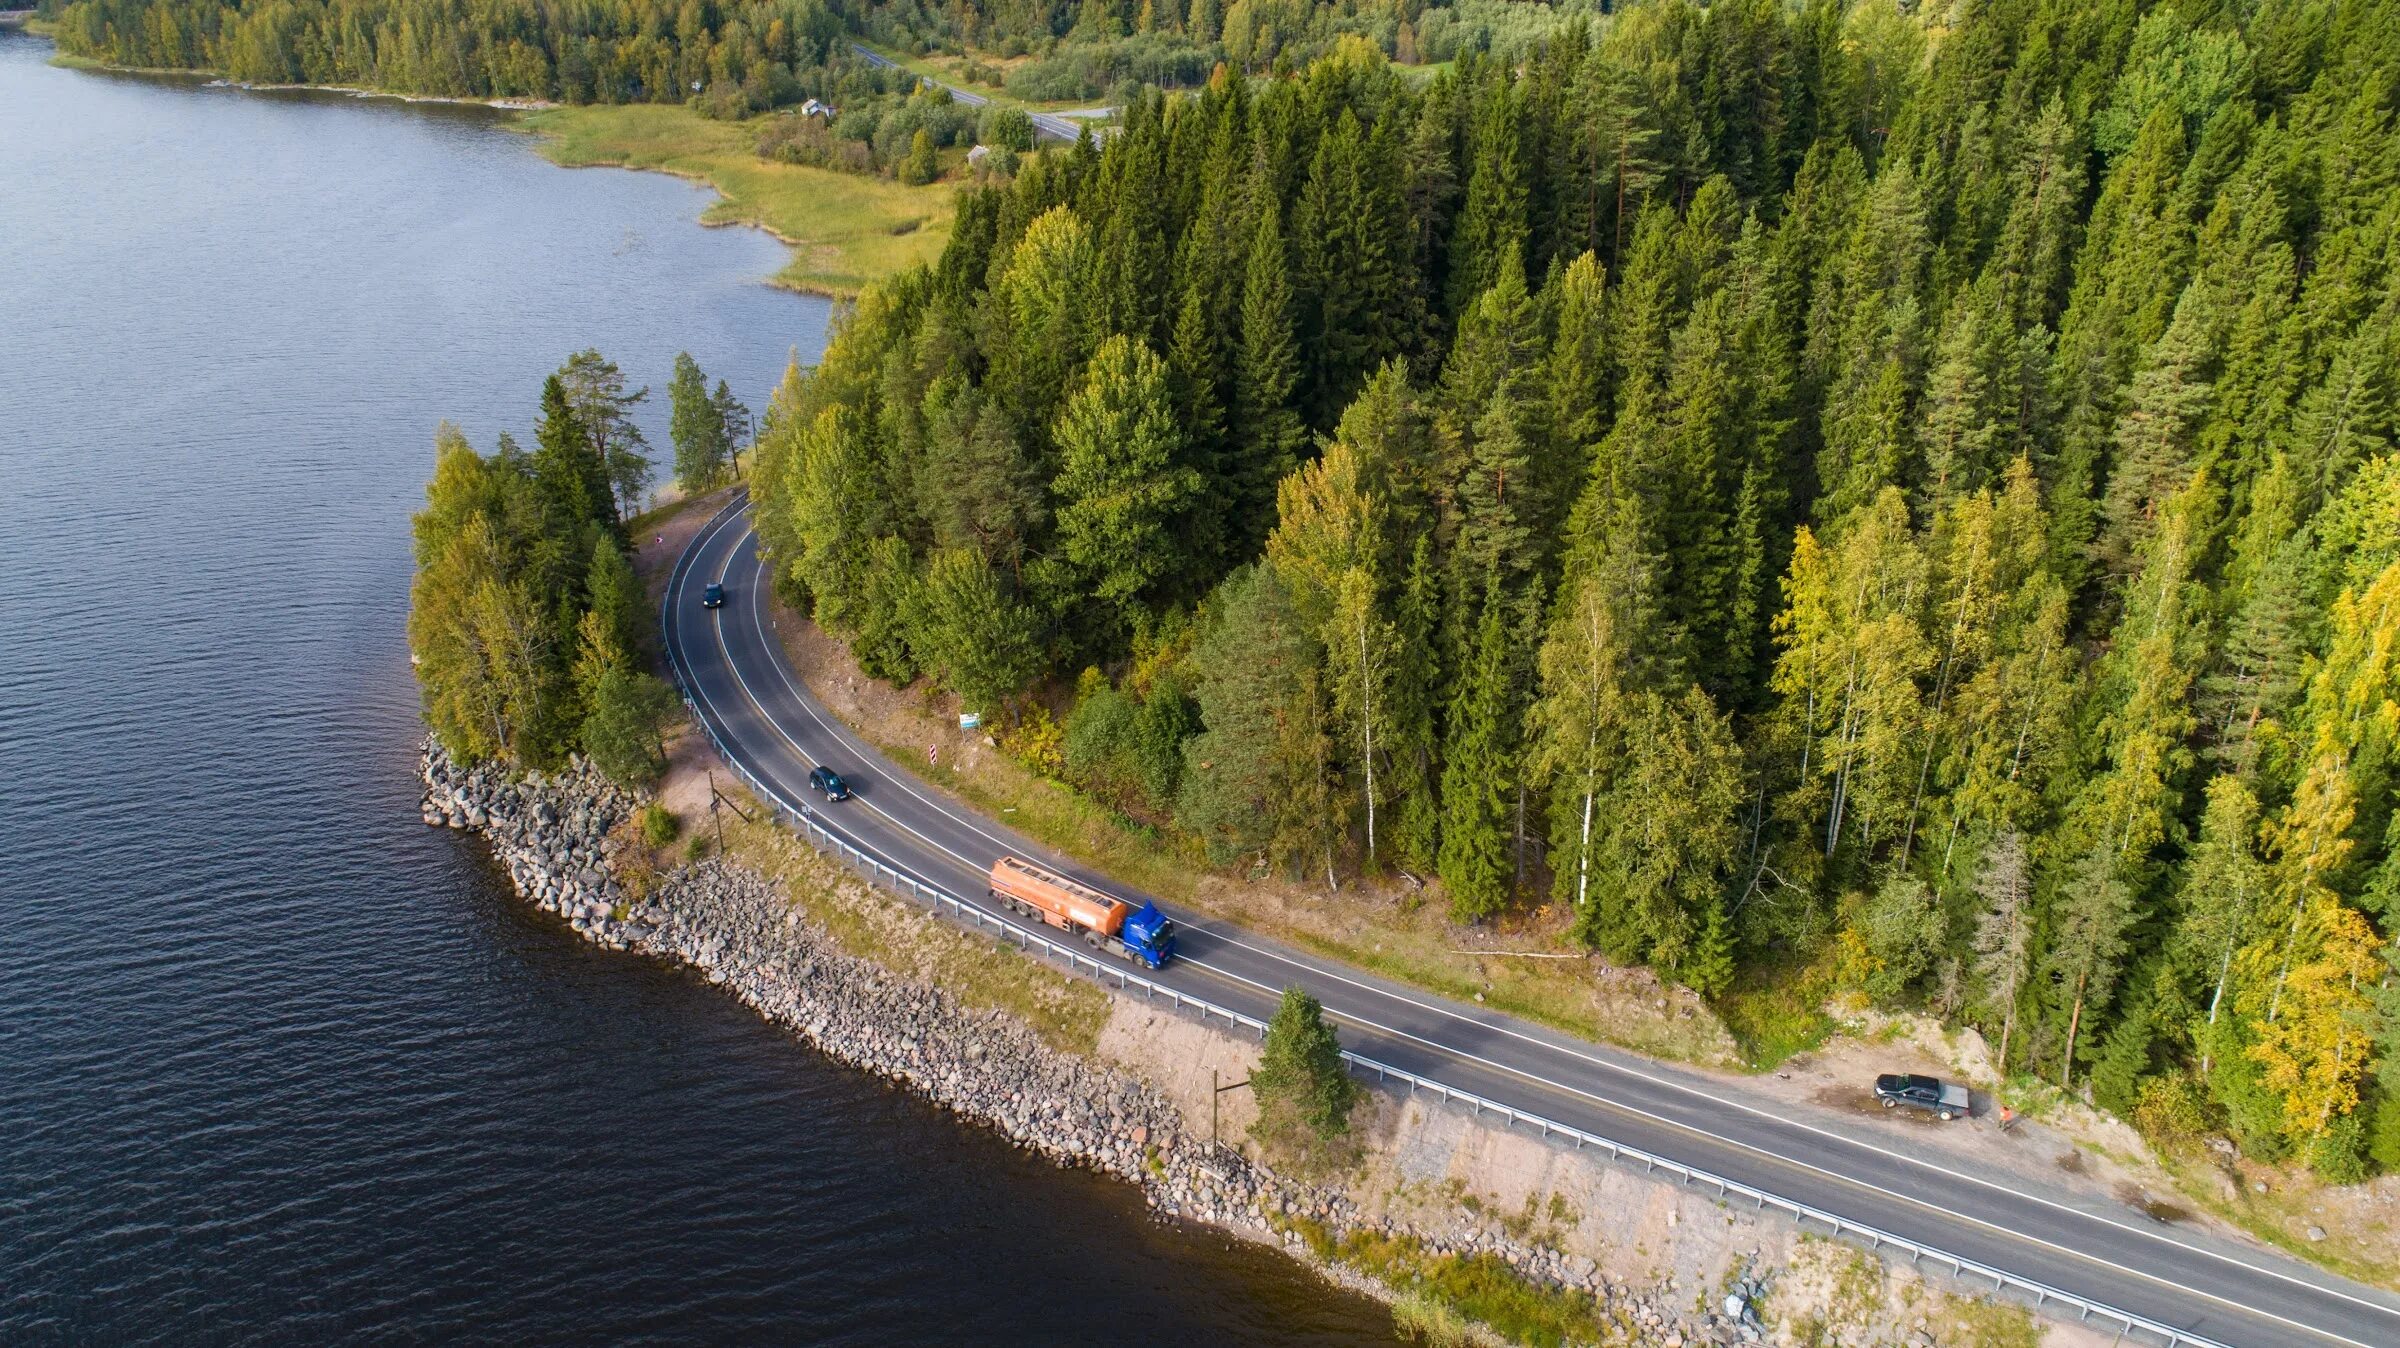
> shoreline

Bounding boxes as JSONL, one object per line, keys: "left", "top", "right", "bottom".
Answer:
{"left": 211, "top": 76, "right": 556, "bottom": 110}
{"left": 419, "top": 738, "right": 2090, "bottom": 1348}
{"left": 511, "top": 134, "right": 836, "bottom": 302}
{"left": 413, "top": 745, "right": 1441, "bottom": 1326}
{"left": 35, "top": 39, "right": 943, "bottom": 301}
{"left": 512, "top": 103, "right": 952, "bottom": 301}
{"left": 42, "top": 49, "right": 554, "bottom": 108}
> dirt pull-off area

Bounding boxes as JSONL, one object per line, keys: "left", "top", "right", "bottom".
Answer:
{"left": 1101, "top": 995, "right": 2105, "bottom": 1348}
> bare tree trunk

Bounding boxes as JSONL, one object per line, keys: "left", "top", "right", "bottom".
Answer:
{"left": 1900, "top": 566, "right": 1977, "bottom": 869}
{"left": 1826, "top": 656, "right": 1859, "bottom": 855}
{"left": 1513, "top": 782, "right": 1528, "bottom": 896}
{"left": 1358, "top": 610, "right": 1377, "bottom": 865}
{"left": 2061, "top": 970, "right": 2089, "bottom": 1090}
{"left": 2201, "top": 940, "right": 2233, "bottom": 1075}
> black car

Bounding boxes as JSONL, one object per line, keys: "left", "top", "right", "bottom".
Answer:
{"left": 701, "top": 581, "right": 726, "bottom": 609}
{"left": 809, "top": 765, "right": 852, "bottom": 801}
{"left": 1874, "top": 1073, "right": 1972, "bottom": 1120}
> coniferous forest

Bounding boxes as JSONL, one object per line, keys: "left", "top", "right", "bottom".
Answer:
{"left": 744, "top": 0, "right": 2400, "bottom": 1180}
{"left": 41, "top": 0, "right": 1601, "bottom": 109}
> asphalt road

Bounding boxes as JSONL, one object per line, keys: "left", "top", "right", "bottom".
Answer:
{"left": 666, "top": 496, "right": 2400, "bottom": 1348}
{"left": 845, "top": 42, "right": 1095, "bottom": 142}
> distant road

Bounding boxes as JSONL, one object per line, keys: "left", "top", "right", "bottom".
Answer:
{"left": 846, "top": 41, "right": 1097, "bottom": 142}
{"left": 668, "top": 495, "right": 2400, "bottom": 1348}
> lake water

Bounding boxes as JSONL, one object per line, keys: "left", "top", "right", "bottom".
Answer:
{"left": 0, "top": 32, "right": 1390, "bottom": 1343}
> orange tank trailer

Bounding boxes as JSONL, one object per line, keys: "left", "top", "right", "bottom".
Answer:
{"left": 986, "top": 855, "right": 1131, "bottom": 937}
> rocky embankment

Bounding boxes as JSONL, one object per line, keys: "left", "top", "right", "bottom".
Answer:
{"left": 420, "top": 747, "right": 646, "bottom": 948}
{"left": 421, "top": 741, "right": 1755, "bottom": 1344}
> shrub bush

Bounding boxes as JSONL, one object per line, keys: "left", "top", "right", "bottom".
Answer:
{"left": 637, "top": 801, "right": 679, "bottom": 848}
{"left": 2307, "top": 1110, "right": 2373, "bottom": 1185}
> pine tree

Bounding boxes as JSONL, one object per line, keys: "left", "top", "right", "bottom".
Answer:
{"left": 1575, "top": 54, "right": 1661, "bottom": 273}
{"left": 557, "top": 349, "right": 650, "bottom": 519}
{"left": 1970, "top": 830, "right": 2035, "bottom": 1074}
{"left": 710, "top": 379, "right": 752, "bottom": 467}
{"left": 2044, "top": 841, "right": 2139, "bottom": 1090}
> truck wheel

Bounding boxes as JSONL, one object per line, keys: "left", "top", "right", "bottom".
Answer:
{"left": 1881, "top": 1098, "right": 1896, "bottom": 1109}
{"left": 1939, "top": 1109, "right": 1955, "bottom": 1121}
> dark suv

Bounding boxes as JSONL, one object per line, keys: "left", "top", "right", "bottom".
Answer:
{"left": 701, "top": 581, "right": 726, "bottom": 609}
{"left": 1874, "top": 1074, "right": 1972, "bottom": 1120}
{"left": 809, "top": 765, "right": 852, "bottom": 801}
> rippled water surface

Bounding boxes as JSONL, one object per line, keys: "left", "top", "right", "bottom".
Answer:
{"left": 0, "top": 33, "right": 1390, "bottom": 1344}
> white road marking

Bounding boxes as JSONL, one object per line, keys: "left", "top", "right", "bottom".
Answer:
{"left": 668, "top": 513, "right": 2388, "bottom": 1347}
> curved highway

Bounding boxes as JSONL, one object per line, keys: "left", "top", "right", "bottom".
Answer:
{"left": 666, "top": 496, "right": 2400, "bottom": 1348}
{"left": 846, "top": 42, "right": 1096, "bottom": 142}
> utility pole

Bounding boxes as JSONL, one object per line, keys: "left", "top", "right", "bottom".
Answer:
{"left": 1211, "top": 1069, "right": 1251, "bottom": 1159}
{"left": 704, "top": 769, "right": 753, "bottom": 850}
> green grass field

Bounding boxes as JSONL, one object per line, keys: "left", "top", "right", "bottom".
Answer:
{"left": 519, "top": 103, "right": 955, "bottom": 299}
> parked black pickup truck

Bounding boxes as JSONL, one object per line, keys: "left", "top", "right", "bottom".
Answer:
{"left": 1875, "top": 1074, "right": 1972, "bottom": 1121}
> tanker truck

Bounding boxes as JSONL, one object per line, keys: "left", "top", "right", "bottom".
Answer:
{"left": 986, "top": 855, "right": 1178, "bottom": 969}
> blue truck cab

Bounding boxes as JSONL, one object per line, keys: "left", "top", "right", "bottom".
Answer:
{"left": 1120, "top": 902, "right": 1178, "bottom": 969}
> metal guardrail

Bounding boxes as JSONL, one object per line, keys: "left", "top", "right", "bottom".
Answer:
{"left": 657, "top": 511, "right": 2225, "bottom": 1348}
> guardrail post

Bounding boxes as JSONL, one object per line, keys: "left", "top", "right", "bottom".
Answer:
{"left": 661, "top": 519, "right": 2221, "bottom": 1348}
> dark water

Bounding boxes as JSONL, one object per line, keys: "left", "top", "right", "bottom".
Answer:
{"left": 0, "top": 33, "right": 1390, "bottom": 1344}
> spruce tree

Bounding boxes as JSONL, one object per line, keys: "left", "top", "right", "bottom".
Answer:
{"left": 1385, "top": 535, "right": 1445, "bottom": 874}
{"left": 1232, "top": 194, "right": 1307, "bottom": 549}
{"left": 1447, "top": 73, "right": 1528, "bottom": 320}
{"left": 1251, "top": 985, "right": 1358, "bottom": 1141}
{"left": 1052, "top": 335, "right": 1202, "bottom": 629}
{"left": 1438, "top": 571, "right": 1519, "bottom": 921}
{"left": 669, "top": 351, "right": 727, "bottom": 491}
{"left": 2098, "top": 282, "right": 2221, "bottom": 577}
